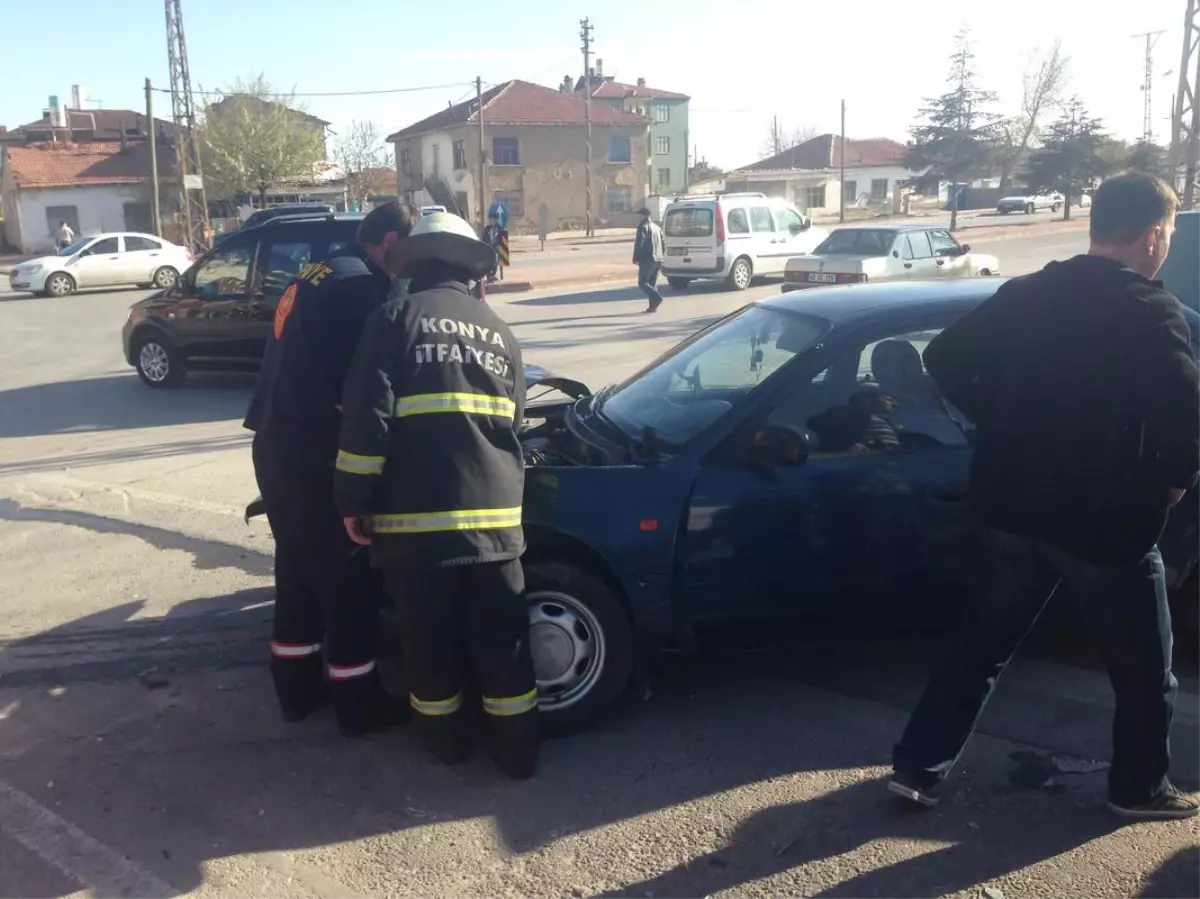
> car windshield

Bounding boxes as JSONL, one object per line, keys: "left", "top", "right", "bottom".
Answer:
{"left": 56, "top": 237, "right": 91, "bottom": 257}
{"left": 664, "top": 207, "right": 714, "bottom": 237}
{"left": 597, "top": 304, "right": 829, "bottom": 450}
{"left": 814, "top": 229, "right": 898, "bottom": 255}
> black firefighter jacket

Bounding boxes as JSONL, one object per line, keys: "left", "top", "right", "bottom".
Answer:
{"left": 334, "top": 279, "right": 527, "bottom": 568}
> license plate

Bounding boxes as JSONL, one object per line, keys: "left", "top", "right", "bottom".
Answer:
{"left": 807, "top": 272, "right": 837, "bottom": 283}
{"left": 667, "top": 247, "right": 688, "bottom": 256}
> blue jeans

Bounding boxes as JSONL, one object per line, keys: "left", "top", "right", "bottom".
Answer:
{"left": 638, "top": 262, "right": 664, "bottom": 307}
{"left": 893, "top": 529, "right": 1177, "bottom": 805}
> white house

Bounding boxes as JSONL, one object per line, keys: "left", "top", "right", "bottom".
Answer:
{"left": 727, "top": 135, "right": 924, "bottom": 214}
{"left": 2, "top": 141, "right": 176, "bottom": 253}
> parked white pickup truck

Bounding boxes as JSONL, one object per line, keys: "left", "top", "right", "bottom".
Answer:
{"left": 995, "top": 190, "right": 1062, "bottom": 214}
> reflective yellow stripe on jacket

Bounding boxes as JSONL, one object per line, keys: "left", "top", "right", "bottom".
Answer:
{"left": 335, "top": 450, "right": 386, "bottom": 475}
{"left": 394, "top": 392, "right": 516, "bottom": 421}
{"left": 410, "top": 692, "right": 463, "bottom": 716}
{"left": 482, "top": 688, "right": 539, "bottom": 717}
{"left": 372, "top": 507, "right": 522, "bottom": 534}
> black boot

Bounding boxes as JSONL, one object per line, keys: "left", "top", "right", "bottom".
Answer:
{"left": 270, "top": 656, "right": 326, "bottom": 722}
{"left": 331, "top": 671, "right": 409, "bottom": 737}
{"left": 487, "top": 712, "right": 540, "bottom": 780}
{"left": 417, "top": 710, "right": 472, "bottom": 765}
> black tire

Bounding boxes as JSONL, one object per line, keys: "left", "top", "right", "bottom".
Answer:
{"left": 1025, "top": 203, "right": 1035, "bottom": 215}
{"left": 1051, "top": 203, "right": 1061, "bottom": 213}
{"left": 726, "top": 256, "right": 753, "bottom": 291}
{"left": 667, "top": 276, "right": 691, "bottom": 291}
{"left": 998, "top": 208, "right": 1010, "bottom": 215}
{"left": 524, "top": 561, "right": 635, "bottom": 735}
{"left": 152, "top": 266, "right": 179, "bottom": 289}
{"left": 978, "top": 268, "right": 992, "bottom": 276}
{"left": 1171, "top": 569, "right": 1198, "bottom": 662}
{"left": 133, "top": 332, "right": 185, "bottom": 388}
{"left": 43, "top": 272, "right": 76, "bottom": 297}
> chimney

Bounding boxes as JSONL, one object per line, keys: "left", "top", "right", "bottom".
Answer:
{"left": 71, "top": 84, "right": 84, "bottom": 109}
{"left": 561, "top": 75, "right": 573, "bottom": 93}
{"left": 596, "top": 59, "right": 603, "bottom": 77}
{"left": 637, "top": 77, "right": 646, "bottom": 87}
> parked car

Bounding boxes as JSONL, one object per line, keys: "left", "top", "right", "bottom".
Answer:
{"left": 248, "top": 278, "right": 1199, "bottom": 731}
{"left": 8, "top": 233, "right": 193, "bottom": 298}
{"left": 995, "top": 190, "right": 1062, "bottom": 214}
{"left": 212, "top": 205, "right": 336, "bottom": 246}
{"left": 780, "top": 226, "right": 1000, "bottom": 291}
{"left": 661, "top": 192, "right": 828, "bottom": 291}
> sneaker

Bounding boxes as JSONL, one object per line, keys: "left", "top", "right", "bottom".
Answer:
{"left": 1107, "top": 784, "right": 1200, "bottom": 820}
{"left": 887, "top": 771, "right": 941, "bottom": 808}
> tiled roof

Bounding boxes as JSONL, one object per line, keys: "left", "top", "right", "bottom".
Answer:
{"left": 591, "top": 79, "right": 689, "bottom": 101}
{"left": 738, "top": 135, "right": 909, "bottom": 172}
{"left": 386, "top": 80, "right": 648, "bottom": 141}
{"left": 16, "top": 108, "right": 176, "bottom": 137}
{"left": 4, "top": 141, "right": 177, "bottom": 188}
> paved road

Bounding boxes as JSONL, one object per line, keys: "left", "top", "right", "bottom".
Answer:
{"left": 1, "top": 224, "right": 1197, "bottom": 898}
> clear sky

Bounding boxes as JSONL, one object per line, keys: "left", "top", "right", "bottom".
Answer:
{"left": 2, "top": 0, "right": 1190, "bottom": 169}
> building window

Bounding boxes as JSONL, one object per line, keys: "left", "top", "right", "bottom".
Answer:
{"left": 609, "top": 136, "right": 631, "bottom": 163}
{"left": 842, "top": 180, "right": 858, "bottom": 203}
{"left": 453, "top": 140, "right": 467, "bottom": 170}
{"left": 656, "top": 136, "right": 670, "bottom": 155}
{"left": 870, "top": 178, "right": 888, "bottom": 201}
{"left": 400, "top": 149, "right": 411, "bottom": 175}
{"left": 607, "top": 185, "right": 633, "bottom": 213}
{"left": 657, "top": 168, "right": 671, "bottom": 187}
{"left": 492, "top": 190, "right": 524, "bottom": 219}
{"left": 803, "top": 186, "right": 826, "bottom": 209}
{"left": 492, "top": 137, "right": 520, "bottom": 166}
{"left": 654, "top": 104, "right": 670, "bottom": 123}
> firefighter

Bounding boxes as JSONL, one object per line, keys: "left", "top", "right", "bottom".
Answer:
{"left": 334, "top": 212, "right": 538, "bottom": 779}
{"left": 243, "top": 200, "right": 421, "bottom": 736}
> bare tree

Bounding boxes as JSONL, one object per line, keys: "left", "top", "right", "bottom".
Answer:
{"left": 335, "top": 120, "right": 391, "bottom": 208}
{"left": 998, "top": 40, "right": 1070, "bottom": 192}
{"left": 198, "top": 74, "right": 327, "bottom": 208}
{"left": 760, "top": 120, "right": 818, "bottom": 159}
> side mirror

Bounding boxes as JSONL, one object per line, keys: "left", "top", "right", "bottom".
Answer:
{"left": 747, "top": 423, "right": 811, "bottom": 468}
{"left": 960, "top": 243, "right": 971, "bottom": 254}
{"left": 789, "top": 223, "right": 803, "bottom": 235}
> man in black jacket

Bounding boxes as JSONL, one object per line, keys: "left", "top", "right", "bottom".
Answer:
{"left": 335, "top": 212, "right": 538, "bottom": 779}
{"left": 889, "top": 172, "right": 1200, "bottom": 819}
{"left": 633, "top": 207, "right": 665, "bottom": 313}
{"left": 245, "top": 200, "right": 419, "bottom": 736}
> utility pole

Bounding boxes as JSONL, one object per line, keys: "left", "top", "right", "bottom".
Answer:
{"left": 839, "top": 99, "right": 846, "bottom": 224}
{"left": 164, "top": 0, "right": 210, "bottom": 253}
{"left": 1134, "top": 30, "right": 1167, "bottom": 144}
{"left": 475, "top": 76, "right": 487, "bottom": 232}
{"left": 773, "top": 115, "right": 780, "bottom": 156}
{"left": 580, "top": 17, "right": 594, "bottom": 237}
{"left": 145, "top": 78, "right": 162, "bottom": 237}
{"left": 1167, "top": 0, "right": 1200, "bottom": 208}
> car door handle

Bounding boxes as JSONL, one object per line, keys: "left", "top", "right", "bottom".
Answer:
{"left": 904, "top": 263, "right": 913, "bottom": 269}
{"left": 926, "top": 483, "right": 969, "bottom": 503}
{"left": 936, "top": 259, "right": 945, "bottom": 266}
{"left": 107, "top": 256, "right": 119, "bottom": 260}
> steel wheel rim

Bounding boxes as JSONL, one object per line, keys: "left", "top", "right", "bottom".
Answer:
{"left": 49, "top": 275, "right": 71, "bottom": 296}
{"left": 139, "top": 342, "right": 170, "bottom": 382}
{"left": 733, "top": 261, "right": 750, "bottom": 288}
{"left": 527, "top": 589, "right": 606, "bottom": 711}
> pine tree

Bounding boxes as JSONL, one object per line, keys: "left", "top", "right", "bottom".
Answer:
{"left": 906, "top": 29, "right": 1004, "bottom": 231}
{"left": 1127, "top": 139, "right": 1167, "bottom": 177}
{"left": 1026, "top": 97, "right": 1110, "bottom": 221}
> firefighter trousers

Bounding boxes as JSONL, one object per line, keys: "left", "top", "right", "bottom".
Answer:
{"left": 252, "top": 437, "right": 382, "bottom": 715}
{"left": 382, "top": 558, "right": 539, "bottom": 778}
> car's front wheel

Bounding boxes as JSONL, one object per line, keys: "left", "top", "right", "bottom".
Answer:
{"left": 152, "top": 266, "right": 179, "bottom": 289}
{"left": 524, "top": 561, "right": 634, "bottom": 734}
{"left": 1025, "top": 203, "right": 1035, "bottom": 215}
{"left": 43, "top": 272, "right": 76, "bottom": 297}
{"left": 1051, "top": 202, "right": 1061, "bottom": 213}
{"left": 134, "top": 333, "right": 185, "bottom": 388}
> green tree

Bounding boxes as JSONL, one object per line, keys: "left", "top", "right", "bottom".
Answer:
{"left": 906, "top": 28, "right": 1005, "bottom": 231}
{"left": 1127, "top": 139, "right": 1167, "bottom": 176}
{"left": 1026, "top": 97, "right": 1110, "bottom": 221}
{"left": 198, "top": 75, "right": 326, "bottom": 207}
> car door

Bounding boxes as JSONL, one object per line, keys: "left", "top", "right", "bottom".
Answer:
{"left": 167, "top": 236, "right": 256, "bottom": 359}
{"left": 771, "top": 206, "right": 817, "bottom": 266}
{"left": 69, "top": 236, "right": 122, "bottom": 287}
{"left": 679, "top": 313, "right": 979, "bottom": 642}
{"left": 747, "top": 205, "right": 779, "bottom": 274}
{"left": 118, "top": 234, "right": 167, "bottom": 284}
{"left": 899, "top": 230, "right": 939, "bottom": 279}
{"left": 929, "top": 229, "right": 970, "bottom": 277}
{"left": 247, "top": 227, "right": 322, "bottom": 358}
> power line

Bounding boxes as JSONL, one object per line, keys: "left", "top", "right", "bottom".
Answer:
{"left": 150, "top": 80, "right": 473, "bottom": 99}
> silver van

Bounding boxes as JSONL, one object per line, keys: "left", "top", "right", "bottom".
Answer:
{"left": 660, "top": 193, "right": 828, "bottom": 291}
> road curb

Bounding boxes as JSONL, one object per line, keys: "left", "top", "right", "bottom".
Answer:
{"left": 483, "top": 281, "right": 535, "bottom": 294}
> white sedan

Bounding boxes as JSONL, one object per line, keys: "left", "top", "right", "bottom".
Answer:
{"left": 7, "top": 232, "right": 193, "bottom": 297}
{"left": 781, "top": 226, "right": 1000, "bottom": 292}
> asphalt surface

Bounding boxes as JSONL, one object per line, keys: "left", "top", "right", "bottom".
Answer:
{"left": 1, "top": 223, "right": 1197, "bottom": 898}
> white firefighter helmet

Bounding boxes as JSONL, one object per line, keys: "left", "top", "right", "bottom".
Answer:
{"left": 390, "top": 211, "right": 497, "bottom": 279}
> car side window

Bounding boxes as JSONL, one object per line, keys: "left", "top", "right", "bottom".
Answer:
{"left": 905, "top": 232, "right": 933, "bottom": 260}
{"left": 726, "top": 208, "right": 750, "bottom": 234}
{"left": 256, "top": 239, "right": 314, "bottom": 299}
{"left": 749, "top": 207, "right": 774, "bottom": 232}
{"left": 86, "top": 237, "right": 119, "bottom": 256}
{"left": 191, "top": 242, "right": 253, "bottom": 299}
{"left": 124, "top": 235, "right": 161, "bottom": 252}
{"left": 766, "top": 324, "right": 971, "bottom": 454}
{"left": 774, "top": 207, "right": 803, "bottom": 232}
{"left": 928, "top": 230, "right": 960, "bottom": 257}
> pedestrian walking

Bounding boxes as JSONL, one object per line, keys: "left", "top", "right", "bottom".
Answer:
{"left": 889, "top": 171, "right": 1200, "bottom": 819}
{"left": 56, "top": 220, "right": 75, "bottom": 250}
{"left": 483, "top": 214, "right": 504, "bottom": 282}
{"left": 633, "top": 207, "right": 665, "bottom": 313}
{"left": 335, "top": 212, "right": 539, "bottom": 779}
{"left": 243, "top": 200, "right": 420, "bottom": 736}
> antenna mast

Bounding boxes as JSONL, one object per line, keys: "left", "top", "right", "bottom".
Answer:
{"left": 165, "top": 0, "right": 210, "bottom": 252}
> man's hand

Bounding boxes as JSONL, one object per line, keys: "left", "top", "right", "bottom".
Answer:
{"left": 1168, "top": 488, "right": 1188, "bottom": 507}
{"left": 343, "top": 516, "right": 372, "bottom": 546}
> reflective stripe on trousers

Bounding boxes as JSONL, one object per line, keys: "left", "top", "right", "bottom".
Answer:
{"left": 271, "top": 641, "right": 322, "bottom": 658}
{"left": 335, "top": 450, "right": 385, "bottom": 475}
{"left": 328, "top": 660, "right": 376, "bottom": 681}
{"left": 372, "top": 507, "right": 522, "bottom": 534}
{"left": 394, "top": 392, "right": 516, "bottom": 421}
{"left": 482, "top": 688, "right": 538, "bottom": 717}
{"left": 410, "top": 692, "right": 463, "bottom": 716}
